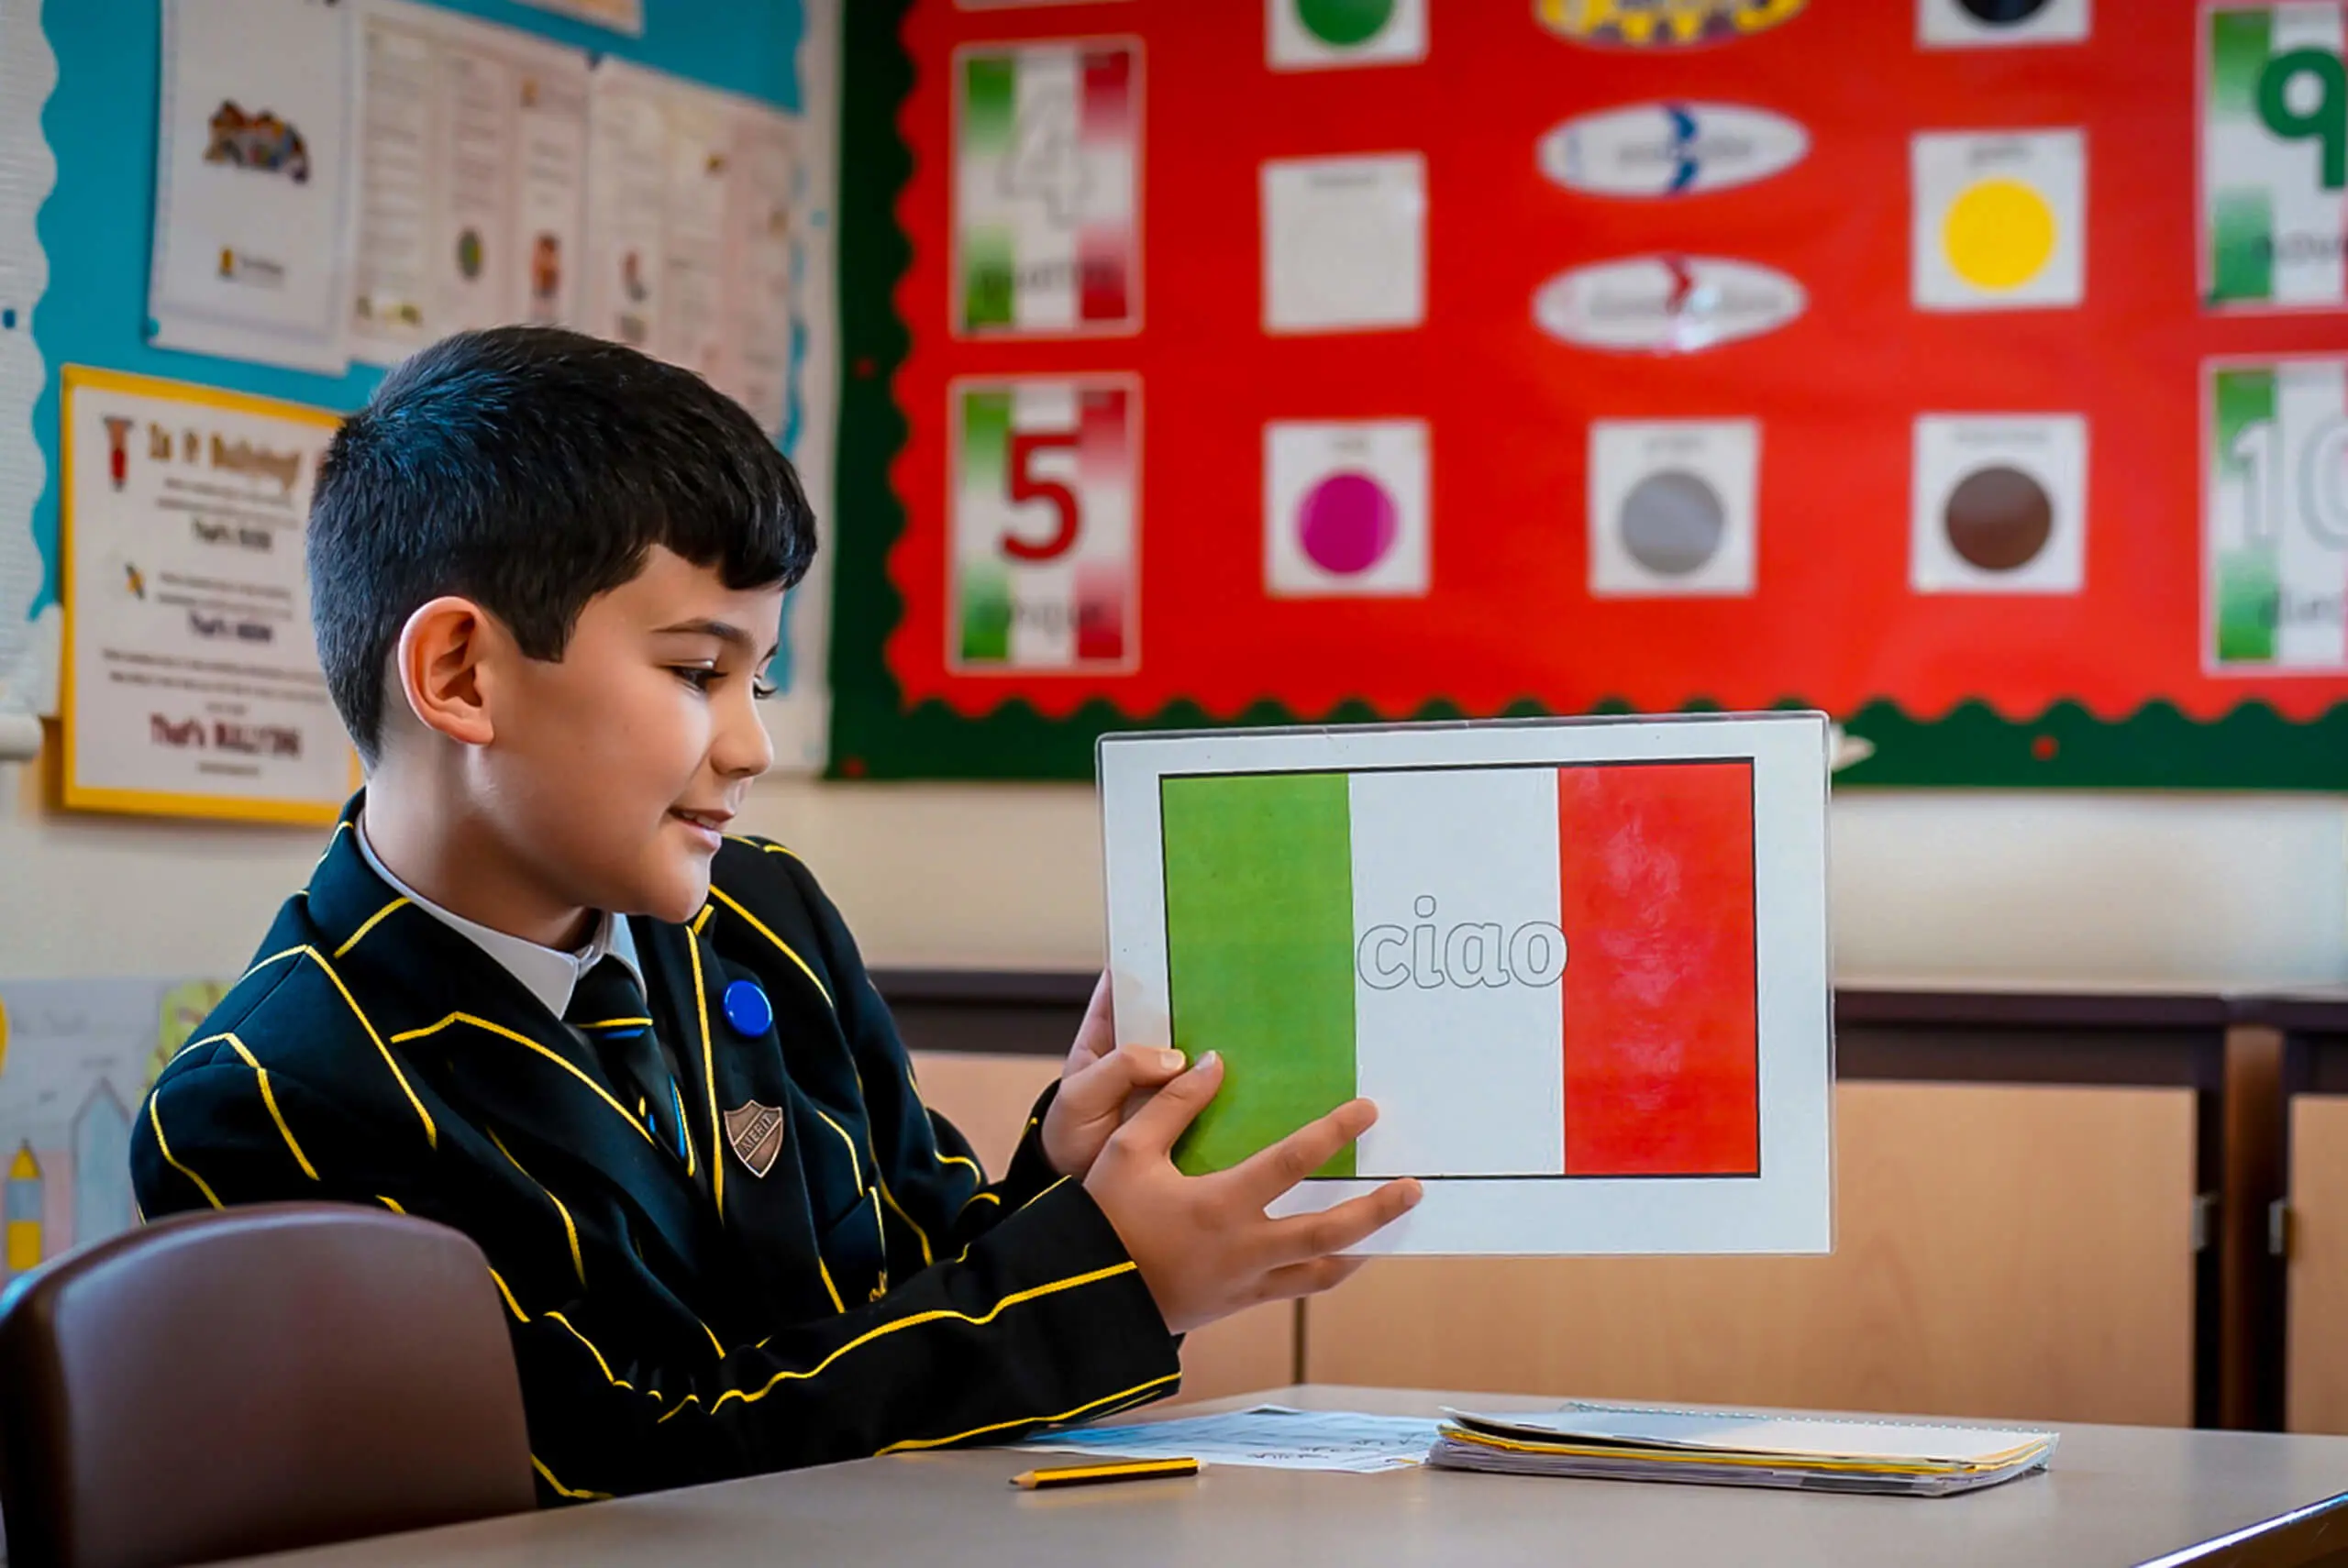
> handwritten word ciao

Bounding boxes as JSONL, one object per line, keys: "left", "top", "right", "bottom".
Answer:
{"left": 1356, "top": 898, "right": 1568, "bottom": 990}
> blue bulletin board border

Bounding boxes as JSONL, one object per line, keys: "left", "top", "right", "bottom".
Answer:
{"left": 825, "top": 0, "right": 2348, "bottom": 790}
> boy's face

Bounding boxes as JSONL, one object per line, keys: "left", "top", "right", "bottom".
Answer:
{"left": 487, "top": 546, "right": 783, "bottom": 926}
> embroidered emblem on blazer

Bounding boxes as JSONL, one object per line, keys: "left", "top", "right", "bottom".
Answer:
{"left": 723, "top": 1099, "right": 786, "bottom": 1177}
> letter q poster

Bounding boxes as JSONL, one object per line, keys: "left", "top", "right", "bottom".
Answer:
{"left": 1099, "top": 712, "right": 1832, "bottom": 1257}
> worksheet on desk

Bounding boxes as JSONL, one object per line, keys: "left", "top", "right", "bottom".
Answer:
{"left": 1012, "top": 1407, "right": 1445, "bottom": 1474}
{"left": 1099, "top": 712, "right": 1834, "bottom": 1257}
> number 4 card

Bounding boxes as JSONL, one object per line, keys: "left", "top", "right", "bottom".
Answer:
{"left": 951, "top": 376, "right": 1139, "bottom": 671}
{"left": 1099, "top": 712, "right": 1833, "bottom": 1256}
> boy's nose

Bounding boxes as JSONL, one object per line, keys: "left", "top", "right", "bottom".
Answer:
{"left": 714, "top": 686, "right": 776, "bottom": 779}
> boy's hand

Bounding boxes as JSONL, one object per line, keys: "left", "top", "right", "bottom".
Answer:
{"left": 1041, "top": 971, "right": 1188, "bottom": 1178}
{"left": 1082, "top": 1053, "right": 1423, "bottom": 1335}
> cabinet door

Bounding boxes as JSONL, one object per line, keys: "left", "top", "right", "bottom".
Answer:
{"left": 1305, "top": 1080, "right": 2196, "bottom": 1428}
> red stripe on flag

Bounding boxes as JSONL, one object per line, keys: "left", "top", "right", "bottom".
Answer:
{"left": 1558, "top": 761, "right": 1759, "bottom": 1176}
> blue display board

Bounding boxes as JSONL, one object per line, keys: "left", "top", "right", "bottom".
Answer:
{"left": 24, "top": 0, "right": 810, "bottom": 634}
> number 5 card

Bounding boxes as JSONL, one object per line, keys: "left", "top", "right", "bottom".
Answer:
{"left": 950, "top": 375, "right": 1138, "bottom": 672}
{"left": 1099, "top": 713, "right": 1834, "bottom": 1256}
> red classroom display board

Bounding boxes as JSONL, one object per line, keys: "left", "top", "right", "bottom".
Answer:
{"left": 827, "top": 0, "right": 2348, "bottom": 784}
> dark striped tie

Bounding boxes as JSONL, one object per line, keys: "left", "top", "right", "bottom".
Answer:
{"left": 565, "top": 956, "right": 689, "bottom": 1165}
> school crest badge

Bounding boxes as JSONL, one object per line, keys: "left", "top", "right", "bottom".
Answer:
{"left": 723, "top": 1100, "right": 786, "bottom": 1178}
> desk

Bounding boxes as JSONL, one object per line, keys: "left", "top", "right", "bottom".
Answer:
{"left": 216, "top": 1386, "right": 2348, "bottom": 1568}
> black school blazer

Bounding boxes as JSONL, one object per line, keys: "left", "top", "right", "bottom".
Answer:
{"left": 131, "top": 795, "right": 1179, "bottom": 1502}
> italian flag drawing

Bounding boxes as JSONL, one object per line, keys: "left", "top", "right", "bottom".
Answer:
{"left": 1164, "top": 762, "right": 1759, "bottom": 1180}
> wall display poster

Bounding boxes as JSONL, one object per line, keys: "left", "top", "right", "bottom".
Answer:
{"left": 828, "top": 0, "right": 2348, "bottom": 787}
{"left": 149, "top": 0, "right": 358, "bottom": 374}
{"left": 0, "top": 977, "right": 229, "bottom": 1281}
{"left": 60, "top": 367, "right": 354, "bottom": 823}
{"left": 349, "top": 0, "right": 592, "bottom": 366}
{"left": 105, "top": 1, "right": 841, "bottom": 773}
{"left": 1098, "top": 712, "right": 1833, "bottom": 1256}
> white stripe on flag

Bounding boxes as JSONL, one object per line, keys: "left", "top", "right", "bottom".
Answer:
{"left": 1347, "top": 767, "right": 1565, "bottom": 1178}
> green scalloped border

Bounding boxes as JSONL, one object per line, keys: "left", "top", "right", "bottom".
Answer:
{"left": 828, "top": 2, "right": 2348, "bottom": 790}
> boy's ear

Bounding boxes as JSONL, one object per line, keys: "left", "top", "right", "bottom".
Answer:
{"left": 394, "top": 596, "right": 501, "bottom": 748}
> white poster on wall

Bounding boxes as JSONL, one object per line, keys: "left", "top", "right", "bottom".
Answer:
{"left": 60, "top": 368, "right": 354, "bottom": 823}
{"left": 348, "top": 0, "right": 590, "bottom": 366}
{"left": 148, "top": 0, "right": 358, "bottom": 374}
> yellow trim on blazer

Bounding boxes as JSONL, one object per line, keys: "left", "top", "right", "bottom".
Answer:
{"left": 485, "top": 1267, "right": 527, "bottom": 1323}
{"left": 961, "top": 1190, "right": 1002, "bottom": 1210}
{"left": 391, "top": 1011, "right": 655, "bottom": 1152}
{"left": 487, "top": 1126, "right": 586, "bottom": 1287}
{"left": 688, "top": 938, "right": 725, "bottom": 1217}
{"left": 146, "top": 1095, "right": 222, "bottom": 1209}
{"left": 546, "top": 1310, "right": 637, "bottom": 1391}
{"left": 374, "top": 1195, "right": 404, "bottom": 1214}
{"left": 703, "top": 887, "right": 834, "bottom": 1010}
{"left": 815, "top": 1255, "right": 847, "bottom": 1315}
{"left": 812, "top": 1108, "right": 863, "bottom": 1191}
{"left": 531, "top": 1455, "right": 611, "bottom": 1502}
{"left": 332, "top": 897, "right": 409, "bottom": 959}
{"left": 311, "top": 820, "right": 351, "bottom": 871}
{"left": 654, "top": 1260, "right": 1142, "bottom": 1423}
{"left": 216, "top": 1033, "right": 319, "bottom": 1181}
{"left": 876, "top": 1373, "right": 1182, "bottom": 1456}
{"left": 879, "top": 1177, "right": 933, "bottom": 1267}
{"left": 245, "top": 945, "right": 437, "bottom": 1148}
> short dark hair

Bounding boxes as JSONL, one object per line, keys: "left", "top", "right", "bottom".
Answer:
{"left": 309, "top": 326, "right": 814, "bottom": 764}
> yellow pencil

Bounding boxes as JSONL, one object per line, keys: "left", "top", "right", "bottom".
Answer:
{"left": 1010, "top": 1456, "right": 1202, "bottom": 1490}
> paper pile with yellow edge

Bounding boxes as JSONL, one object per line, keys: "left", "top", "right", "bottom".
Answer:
{"left": 1430, "top": 1402, "right": 2056, "bottom": 1497}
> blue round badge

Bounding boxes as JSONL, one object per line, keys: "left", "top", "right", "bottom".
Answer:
{"left": 723, "top": 978, "right": 774, "bottom": 1038}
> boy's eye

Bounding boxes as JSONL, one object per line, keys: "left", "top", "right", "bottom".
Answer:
{"left": 671, "top": 667, "right": 717, "bottom": 692}
{"left": 751, "top": 672, "right": 778, "bottom": 701}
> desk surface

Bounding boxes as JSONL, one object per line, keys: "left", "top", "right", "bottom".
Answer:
{"left": 227, "top": 1386, "right": 2348, "bottom": 1568}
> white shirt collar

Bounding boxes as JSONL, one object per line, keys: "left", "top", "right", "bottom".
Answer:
{"left": 354, "top": 812, "right": 647, "bottom": 1020}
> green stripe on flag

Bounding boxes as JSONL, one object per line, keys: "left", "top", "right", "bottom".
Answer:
{"left": 964, "top": 54, "right": 1015, "bottom": 153}
{"left": 1163, "top": 772, "right": 1357, "bottom": 1178}
{"left": 2214, "top": 367, "right": 2281, "bottom": 665}
{"left": 2210, "top": 189, "right": 2276, "bottom": 304}
{"left": 2211, "top": 9, "right": 2274, "bottom": 119}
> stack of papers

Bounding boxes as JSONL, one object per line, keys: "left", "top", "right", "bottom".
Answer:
{"left": 1430, "top": 1403, "right": 2058, "bottom": 1497}
{"left": 1011, "top": 1405, "right": 1445, "bottom": 1474}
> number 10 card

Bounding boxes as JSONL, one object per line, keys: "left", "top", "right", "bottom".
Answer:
{"left": 1099, "top": 712, "right": 1834, "bottom": 1256}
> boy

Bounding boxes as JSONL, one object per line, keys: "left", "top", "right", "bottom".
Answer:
{"left": 131, "top": 328, "right": 1420, "bottom": 1504}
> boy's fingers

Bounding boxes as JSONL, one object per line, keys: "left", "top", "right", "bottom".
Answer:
{"left": 1113, "top": 1052, "right": 1224, "bottom": 1154}
{"left": 1061, "top": 1043, "right": 1187, "bottom": 1117}
{"left": 1067, "top": 972, "right": 1117, "bottom": 1065}
{"left": 1227, "top": 1099, "right": 1378, "bottom": 1204}
{"left": 1259, "top": 1177, "right": 1423, "bottom": 1267}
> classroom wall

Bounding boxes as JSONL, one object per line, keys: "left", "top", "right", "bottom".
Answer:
{"left": 6, "top": 762, "right": 2344, "bottom": 986}
{"left": 3, "top": 1, "right": 2342, "bottom": 990}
